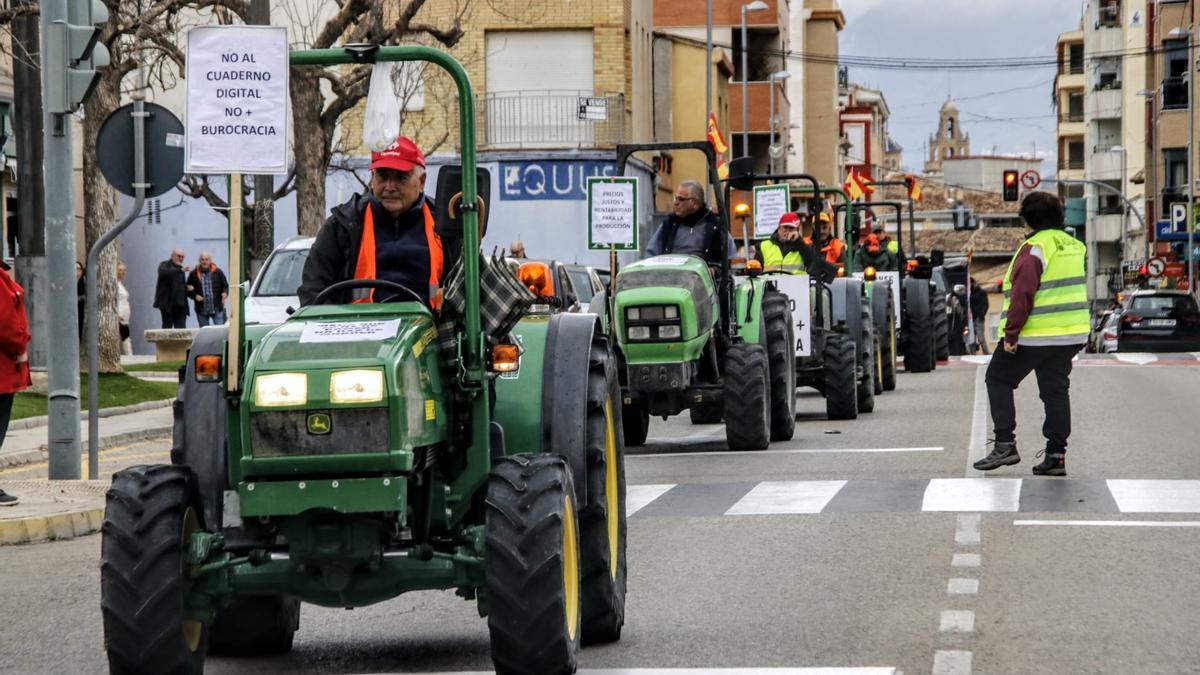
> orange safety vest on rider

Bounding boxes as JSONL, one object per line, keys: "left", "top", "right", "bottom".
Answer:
{"left": 352, "top": 202, "right": 444, "bottom": 309}
{"left": 821, "top": 237, "right": 846, "bottom": 265}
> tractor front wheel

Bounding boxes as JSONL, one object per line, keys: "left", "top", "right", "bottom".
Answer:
{"left": 486, "top": 454, "right": 582, "bottom": 675}
{"left": 101, "top": 464, "right": 207, "bottom": 675}
{"left": 763, "top": 290, "right": 797, "bottom": 441}
{"left": 857, "top": 307, "right": 877, "bottom": 413}
{"left": 824, "top": 333, "right": 859, "bottom": 420}
{"left": 722, "top": 344, "right": 771, "bottom": 451}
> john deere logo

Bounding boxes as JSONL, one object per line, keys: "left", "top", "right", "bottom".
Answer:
{"left": 306, "top": 412, "right": 332, "bottom": 435}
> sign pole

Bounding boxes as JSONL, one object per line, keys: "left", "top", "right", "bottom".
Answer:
{"left": 228, "top": 174, "right": 243, "bottom": 392}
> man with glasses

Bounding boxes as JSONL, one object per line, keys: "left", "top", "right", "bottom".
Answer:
{"left": 300, "top": 136, "right": 447, "bottom": 308}
{"left": 644, "top": 180, "right": 734, "bottom": 265}
{"left": 153, "top": 248, "right": 191, "bottom": 328}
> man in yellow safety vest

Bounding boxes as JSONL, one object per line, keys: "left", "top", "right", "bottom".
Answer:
{"left": 755, "top": 212, "right": 817, "bottom": 273}
{"left": 973, "top": 192, "right": 1089, "bottom": 476}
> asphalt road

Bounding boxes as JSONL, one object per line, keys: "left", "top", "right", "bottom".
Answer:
{"left": 2, "top": 356, "right": 1199, "bottom": 674}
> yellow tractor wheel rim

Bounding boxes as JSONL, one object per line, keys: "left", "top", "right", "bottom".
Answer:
{"left": 604, "top": 399, "right": 619, "bottom": 579}
{"left": 562, "top": 495, "right": 580, "bottom": 641}
{"left": 181, "top": 507, "right": 203, "bottom": 653}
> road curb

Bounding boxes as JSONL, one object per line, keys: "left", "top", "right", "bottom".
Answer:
{"left": 7, "top": 398, "right": 175, "bottom": 432}
{"left": 0, "top": 508, "right": 104, "bottom": 545}
{"left": 0, "top": 425, "right": 174, "bottom": 470}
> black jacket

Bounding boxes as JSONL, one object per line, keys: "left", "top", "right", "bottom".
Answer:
{"left": 153, "top": 260, "right": 189, "bottom": 312}
{"left": 969, "top": 284, "right": 990, "bottom": 319}
{"left": 186, "top": 265, "right": 230, "bottom": 315}
{"left": 646, "top": 209, "right": 726, "bottom": 264}
{"left": 299, "top": 192, "right": 460, "bottom": 307}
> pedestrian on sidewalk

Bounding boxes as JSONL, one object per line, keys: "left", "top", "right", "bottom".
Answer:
{"left": 186, "top": 252, "right": 229, "bottom": 327}
{"left": 116, "top": 262, "right": 132, "bottom": 355}
{"left": 0, "top": 259, "right": 31, "bottom": 506}
{"left": 153, "top": 249, "right": 190, "bottom": 328}
{"left": 76, "top": 261, "right": 86, "bottom": 339}
{"left": 974, "top": 192, "right": 1089, "bottom": 476}
{"left": 968, "top": 276, "right": 990, "bottom": 355}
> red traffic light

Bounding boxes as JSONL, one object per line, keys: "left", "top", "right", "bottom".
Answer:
{"left": 1002, "top": 169, "right": 1019, "bottom": 202}
{"left": 1004, "top": 171, "right": 1017, "bottom": 185}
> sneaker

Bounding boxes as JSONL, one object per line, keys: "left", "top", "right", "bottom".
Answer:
{"left": 973, "top": 440, "right": 1020, "bottom": 471}
{"left": 0, "top": 489, "right": 19, "bottom": 507}
{"left": 1032, "top": 450, "right": 1066, "bottom": 477}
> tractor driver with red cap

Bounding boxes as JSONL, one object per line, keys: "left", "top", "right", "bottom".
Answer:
{"left": 300, "top": 135, "right": 453, "bottom": 308}
{"left": 755, "top": 212, "right": 818, "bottom": 274}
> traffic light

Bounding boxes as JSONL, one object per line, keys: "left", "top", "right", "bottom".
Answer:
{"left": 44, "top": 0, "right": 109, "bottom": 114}
{"left": 1002, "top": 169, "right": 1019, "bottom": 202}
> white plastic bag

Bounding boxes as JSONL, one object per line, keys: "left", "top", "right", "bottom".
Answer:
{"left": 362, "top": 63, "right": 401, "bottom": 152}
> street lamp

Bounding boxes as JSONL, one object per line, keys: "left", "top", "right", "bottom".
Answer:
{"left": 1111, "top": 145, "right": 1128, "bottom": 263}
{"left": 767, "top": 70, "right": 791, "bottom": 174}
{"left": 741, "top": 0, "right": 769, "bottom": 159}
{"left": 1168, "top": 25, "right": 1195, "bottom": 294}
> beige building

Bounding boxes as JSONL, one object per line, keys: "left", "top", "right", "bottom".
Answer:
{"left": 924, "top": 100, "right": 971, "bottom": 175}
{"left": 798, "top": 0, "right": 845, "bottom": 185}
{"left": 838, "top": 80, "right": 890, "bottom": 183}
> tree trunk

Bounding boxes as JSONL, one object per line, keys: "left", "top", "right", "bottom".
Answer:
{"left": 82, "top": 71, "right": 124, "bottom": 373}
{"left": 291, "top": 69, "right": 329, "bottom": 236}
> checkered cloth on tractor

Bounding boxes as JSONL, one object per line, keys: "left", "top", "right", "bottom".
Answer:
{"left": 437, "top": 253, "right": 535, "bottom": 373}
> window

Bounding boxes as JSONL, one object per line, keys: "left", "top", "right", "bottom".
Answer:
{"left": 1066, "top": 91, "right": 1084, "bottom": 121}
{"left": 1068, "top": 44, "right": 1084, "bottom": 74}
{"left": 1164, "top": 148, "right": 1188, "bottom": 188}
{"left": 946, "top": 117, "right": 955, "bottom": 136}
{"left": 1097, "top": 180, "right": 1123, "bottom": 215}
{"left": 1131, "top": 295, "right": 1198, "bottom": 313}
{"left": 1098, "top": 0, "right": 1120, "bottom": 28}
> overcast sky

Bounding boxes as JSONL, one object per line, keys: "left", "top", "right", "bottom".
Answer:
{"left": 836, "top": 0, "right": 1084, "bottom": 176}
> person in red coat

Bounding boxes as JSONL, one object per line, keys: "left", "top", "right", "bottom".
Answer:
{"left": 0, "top": 259, "right": 31, "bottom": 506}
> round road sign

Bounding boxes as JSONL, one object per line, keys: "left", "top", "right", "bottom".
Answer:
{"left": 1147, "top": 257, "right": 1166, "bottom": 278}
{"left": 96, "top": 102, "right": 185, "bottom": 199}
{"left": 1020, "top": 170, "right": 1041, "bottom": 190}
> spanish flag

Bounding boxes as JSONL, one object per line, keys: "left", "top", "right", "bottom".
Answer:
{"left": 706, "top": 113, "right": 729, "bottom": 156}
{"left": 844, "top": 168, "right": 865, "bottom": 201}
{"left": 716, "top": 158, "right": 730, "bottom": 181}
{"left": 906, "top": 173, "right": 923, "bottom": 202}
{"left": 859, "top": 171, "right": 876, "bottom": 195}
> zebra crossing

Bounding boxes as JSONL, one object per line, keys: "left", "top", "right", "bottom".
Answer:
{"left": 626, "top": 478, "right": 1200, "bottom": 517}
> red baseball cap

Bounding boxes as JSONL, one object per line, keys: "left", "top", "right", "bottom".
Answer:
{"left": 371, "top": 136, "right": 425, "bottom": 172}
{"left": 779, "top": 212, "right": 801, "bottom": 228}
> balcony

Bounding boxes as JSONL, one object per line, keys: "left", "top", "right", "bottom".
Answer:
{"left": 1162, "top": 77, "right": 1189, "bottom": 111}
{"left": 1058, "top": 157, "right": 1086, "bottom": 172}
{"left": 1088, "top": 86, "right": 1122, "bottom": 120}
{"left": 1091, "top": 213, "right": 1124, "bottom": 243}
{"left": 1087, "top": 148, "right": 1124, "bottom": 181}
{"left": 1059, "top": 110, "right": 1084, "bottom": 123}
{"left": 477, "top": 92, "right": 624, "bottom": 149}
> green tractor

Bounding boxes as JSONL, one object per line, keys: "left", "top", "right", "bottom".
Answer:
{"left": 100, "top": 46, "right": 626, "bottom": 675}
{"left": 610, "top": 142, "right": 796, "bottom": 451}
{"left": 724, "top": 165, "right": 879, "bottom": 420}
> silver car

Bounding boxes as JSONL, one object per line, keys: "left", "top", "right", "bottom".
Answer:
{"left": 244, "top": 236, "right": 314, "bottom": 325}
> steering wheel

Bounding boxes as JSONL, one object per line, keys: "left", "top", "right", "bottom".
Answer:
{"left": 312, "top": 279, "right": 426, "bottom": 306}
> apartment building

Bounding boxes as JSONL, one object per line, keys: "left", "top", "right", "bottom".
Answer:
{"left": 838, "top": 79, "right": 891, "bottom": 183}
{"left": 800, "top": 0, "right": 845, "bottom": 186}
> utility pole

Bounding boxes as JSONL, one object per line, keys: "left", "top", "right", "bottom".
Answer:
{"left": 1188, "top": 24, "right": 1195, "bottom": 296}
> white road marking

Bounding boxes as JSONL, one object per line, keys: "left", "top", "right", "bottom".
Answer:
{"left": 625, "top": 484, "right": 675, "bottom": 516}
{"left": 1107, "top": 480, "right": 1200, "bottom": 513}
{"left": 924, "top": 479, "right": 1022, "bottom": 512}
{"left": 407, "top": 669, "right": 900, "bottom": 675}
{"left": 939, "top": 610, "right": 976, "bottom": 633}
{"left": 932, "top": 650, "right": 974, "bottom": 675}
{"left": 630, "top": 447, "right": 943, "bottom": 459}
{"left": 960, "top": 355, "right": 991, "bottom": 364}
{"left": 954, "top": 514, "right": 982, "bottom": 544}
{"left": 725, "top": 481, "right": 848, "bottom": 515}
{"left": 947, "top": 578, "right": 979, "bottom": 595}
{"left": 1014, "top": 519, "right": 1200, "bottom": 528}
{"left": 646, "top": 425, "right": 725, "bottom": 444}
{"left": 1114, "top": 353, "right": 1158, "bottom": 365}
{"left": 965, "top": 366, "right": 988, "bottom": 477}
{"left": 952, "top": 553, "right": 981, "bottom": 567}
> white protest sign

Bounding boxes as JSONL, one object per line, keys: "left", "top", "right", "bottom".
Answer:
{"left": 769, "top": 275, "right": 812, "bottom": 357}
{"left": 186, "top": 26, "right": 289, "bottom": 174}
{"left": 299, "top": 319, "right": 403, "bottom": 344}
{"left": 587, "top": 177, "right": 638, "bottom": 250}
{"left": 753, "top": 184, "right": 790, "bottom": 239}
{"left": 853, "top": 271, "right": 902, "bottom": 328}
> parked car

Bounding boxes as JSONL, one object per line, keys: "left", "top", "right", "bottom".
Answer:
{"left": 565, "top": 263, "right": 604, "bottom": 304}
{"left": 1116, "top": 290, "right": 1200, "bottom": 353}
{"left": 244, "top": 236, "right": 313, "bottom": 325}
{"left": 1088, "top": 309, "right": 1121, "bottom": 353}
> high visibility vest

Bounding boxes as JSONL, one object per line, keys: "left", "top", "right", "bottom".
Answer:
{"left": 886, "top": 240, "right": 899, "bottom": 254}
{"left": 353, "top": 202, "right": 444, "bottom": 309}
{"left": 997, "top": 228, "right": 1088, "bottom": 342}
{"left": 760, "top": 240, "right": 806, "bottom": 274}
{"left": 820, "top": 237, "right": 846, "bottom": 265}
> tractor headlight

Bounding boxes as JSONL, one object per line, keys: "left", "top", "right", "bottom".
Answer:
{"left": 664, "top": 305, "right": 679, "bottom": 319}
{"left": 627, "top": 326, "right": 651, "bottom": 341}
{"left": 330, "top": 369, "right": 385, "bottom": 404}
{"left": 627, "top": 307, "right": 641, "bottom": 321}
{"left": 254, "top": 372, "right": 308, "bottom": 407}
{"left": 657, "top": 324, "right": 682, "bottom": 339}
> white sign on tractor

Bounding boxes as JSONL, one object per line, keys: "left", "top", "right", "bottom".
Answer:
{"left": 768, "top": 275, "right": 812, "bottom": 357}
{"left": 185, "top": 26, "right": 289, "bottom": 174}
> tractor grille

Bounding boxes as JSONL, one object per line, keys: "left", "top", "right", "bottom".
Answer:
{"left": 250, "top": 409, "right": 389, "bottom": 457}
{"left": 617, "top": 269, "right": 713, "bottom": 331}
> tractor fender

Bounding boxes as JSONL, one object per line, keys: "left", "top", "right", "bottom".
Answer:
{"left": 587, "top": 289, "right": 610, "bottom": 335}
{"left": 830, "top": 278, "right": 866, "bottom": 361}
{"left": 734, "top": 277, "right": 766, "bottom": 344}
{"left": 171, "top": 325, "right": 229, "bottom": 531}
{"left": 542, "top": 312, "right": 602, "bottom": 505}
{"left": 871, "top": 279, "right": 893, "bottom": 338}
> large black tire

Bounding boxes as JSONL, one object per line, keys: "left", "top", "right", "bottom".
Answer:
{"left": 933, "top": 291, "right": 950, "bottom": 361}
{"left": 763, "top": 290, "right": 797, "bottom": 441}
{"left": 873, "top": 286, "right": 898, "bottom": 391}
{"left": 486, "top": 454, "right": 582, "bottom": 675}
{"left": 102, "top": 464, "right": 207, "bottom": 675}
{"left": 881, "top": 316, "right": 898, "bottom": 391}
{"left": 688, "top": 401, "right": 723, "bottom": 424}
{"left": 578, "top": 341, "right": 628, "bottom": 645}
{"left": 857, "top": 306, "right": 876, "bottom": 413}
{"left": 621, "top": 400, "right": 649, "bottom": 446}
{"left": 824, "top": 333, "right": 859, "bottom": 420}
{"left": 903, "top": 282, "right": 935, "bottom": 373}
{"left": 209, "top": 596, "right": 300, "bottom": 656}
{"left": 722, "top": 343, "right": 771, "bottom": 451}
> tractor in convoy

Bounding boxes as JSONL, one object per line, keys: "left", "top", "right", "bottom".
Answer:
{"left": 101, "top": 45, "right": 626, "bottom": 675}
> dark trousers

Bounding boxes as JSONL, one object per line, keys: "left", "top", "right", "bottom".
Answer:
{"left": 0, "top": 393, "right": 13, "bottom": 449}
{"left": 160, "top": 306, "right": 188, "bottom": 329}
{"left": 985, "top": 343, "right": 1081, "bottom": 453}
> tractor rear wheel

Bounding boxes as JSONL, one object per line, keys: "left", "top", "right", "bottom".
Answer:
{"left": 209, "top": 596, "right": 300, "bottom": 656}
{"left": 688, "top": 401, "right": 723, "bottom": 424}
{"left": 621, "top": 401, "right": 649, "bottom": 446}
{"left": 881, "top": 317, "right": 898, "bottom": 391}
{"left": 933, "top": 291, "right": 950, "bottom": 361}
{"left": 824, "top": 333, "right": 859, "bottom": 420}
{"left": 578, "top": 342, "right": 627, "bottom": 644}
{"left": 486, "top": 454, "right": 582, "bottom": 675}
{"left": 904, "top": 281, "right": 935, "bottom": 373}
{"left": 722, "top": 344, "right": 771, "bottom": 451}
{"left": 763, "top": 290, "right": 797, "bottom": 441}
{"left": 101, "top": 464, "right": 207, "bottom": 675}
{"left": 857, "top": 307, "right": 876, "bottom": 413}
